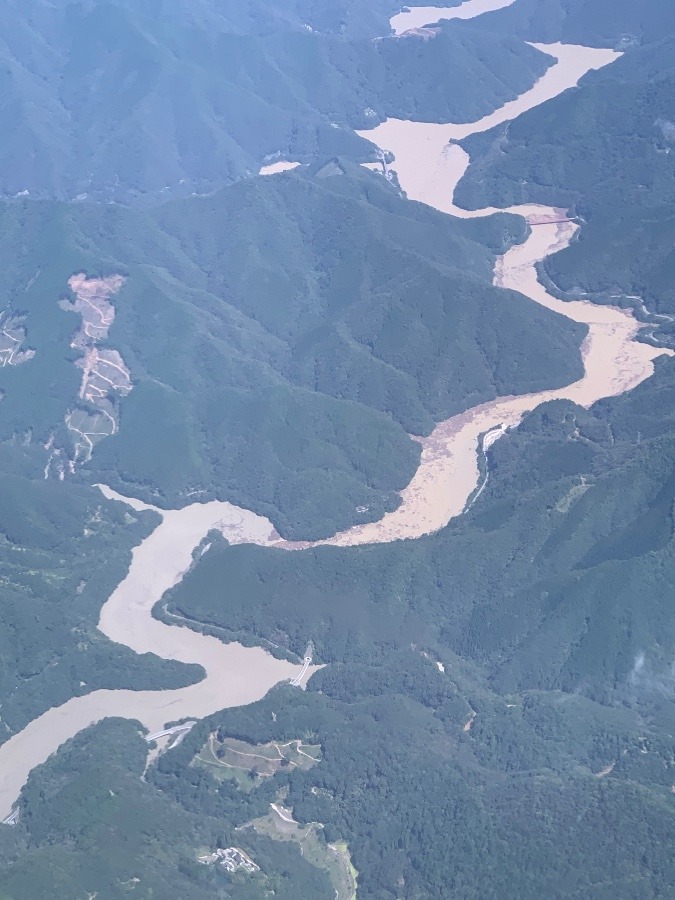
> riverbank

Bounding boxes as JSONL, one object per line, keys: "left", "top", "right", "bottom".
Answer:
{"left": 0, "top": 490, "right": 318, "bottom": 820}
{"left": 1, "top": 1, "right": 670, "bottom": 822}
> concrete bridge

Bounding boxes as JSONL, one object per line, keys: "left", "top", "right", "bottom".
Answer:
{"left": 145, "top": 721, "right": 196, "bottom": 743}
{"left": 290, "top": 657, "right": 312, "bottom": 687}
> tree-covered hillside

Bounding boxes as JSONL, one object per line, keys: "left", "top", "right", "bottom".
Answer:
{"left": 1, "top": 1, "right": 674, "bottom": 898}
{"left": 456, "top": 36, "right": 675, "bottom": 319}
{"left": 0, "top": 718, "right": 335, "bottom": 899}
{"left": 472, "top": 0, "right": 675, "bottom": 48}
{"left": 152, "top": 357, "right": 675, "bottom": 898}
{"left": 0, "top": 165, "right": 584, "bottom": 538}
{"left": 166, "top": 355, "right": 675, "bottom": 700}
{"left": 0, "top": 0, "right": 551, "bottom": 204}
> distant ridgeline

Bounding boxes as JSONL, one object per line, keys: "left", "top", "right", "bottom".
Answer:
{"left": 0, "top": 0, "right": 551, "bottom": 204}
{"left": 457, "top": 8, "right": 675, "bottom": 323}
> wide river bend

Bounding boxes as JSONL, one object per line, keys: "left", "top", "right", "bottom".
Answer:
{"left": 0, "top": 0, "right": 671, "bottom": 819}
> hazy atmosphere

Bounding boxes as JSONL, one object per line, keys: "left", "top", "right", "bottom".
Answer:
{"left": 0, "top": 1, "right": 673, "bottom": 897}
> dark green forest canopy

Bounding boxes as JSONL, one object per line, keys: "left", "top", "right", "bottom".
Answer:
{"left": 0, "top": 718, "right": 335, "bottom": 899}
{"left": 0, "top": 167, "right": 584, "bottom": 539}
{"left": 166, "top": 356, "right": 675, "bottom": 698}
{"left": 0, "top": 0, "right": 551, "bottom": 203}
{"left": 0, "top": 1, "right": 674, "bottom": 898}
{"left": 456, "top": 36, "right": 675, "bottom": 318}
{"left": 470, "top": 0, "right": 675, "bottom": 47}
{"left": 5, "top": 652, "right": 673, "bottom": 898}
{"left": 154, "top": 358, "right": 675, "bottom": 899}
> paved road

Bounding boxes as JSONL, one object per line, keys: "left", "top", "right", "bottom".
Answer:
{"left": 290, "top": 657, "right": 312, "bottom": 687}
{"left": 145, "top": 721, "right": 196, "bottom": 743}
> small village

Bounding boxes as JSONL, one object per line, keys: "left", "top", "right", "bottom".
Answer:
{"left": 197, "top": 847, "right": 260, "bottom": 874}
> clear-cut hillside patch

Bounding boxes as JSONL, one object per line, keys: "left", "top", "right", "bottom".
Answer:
{"left": 59, "top": 274, "right": 132, "bottom": 467}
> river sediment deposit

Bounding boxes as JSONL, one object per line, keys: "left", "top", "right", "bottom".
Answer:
{"left": 1, "top": 0, "right": 671, "bottom": 820}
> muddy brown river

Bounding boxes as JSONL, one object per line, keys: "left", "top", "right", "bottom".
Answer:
{"left": 1, "top": 1, "right": 670, "bottom": 819}
{"left": 390, "top": 0, "right": 518, "bottom": 34}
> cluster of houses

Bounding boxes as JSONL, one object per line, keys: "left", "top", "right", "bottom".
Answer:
{"left": 197, "top": 847, "right": 259, "bottom": 874}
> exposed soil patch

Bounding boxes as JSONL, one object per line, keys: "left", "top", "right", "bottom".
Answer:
{"left": 59, "top": 274, "right": 131, "bottom": 466}
{"left": 0, "top": 312, "right": 35, "bottom": 367}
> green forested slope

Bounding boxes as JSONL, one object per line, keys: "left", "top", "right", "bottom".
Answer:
{"left": 0, "top": 1, "right": 551, "bottom": 204}
{"left": 0, "top": 719, "right": 334, "bottom": 899}
{"left": 456, "top": 38, "right": 675, "bottom": 318}
{"left": 166, "top": 356, "right": 675, "bottom": 697}
{"left": 152, "top": 359, "right": 675, "bottom": 898}
{"left": 1, "top": 2, "right": 674, "bottom": 898}
{"left": 0, "top": 459, "right": 201, "bottom": 738}
{"left": 0, "top": 166, "right": 584, "bottom": 538}
{"left": 471, "top": 0, "right": 675, "bottom": 47}
{"left": 5, "top": 640, "right": 673, "bottom": 898}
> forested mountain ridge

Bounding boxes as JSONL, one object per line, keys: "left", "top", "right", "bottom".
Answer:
{"left": 167, "top": 355, "right": 675, "bottom": 700}
{"left": 74, "top": 0, "right": 403, "bottom": 38}
{"left": 5, "top": 358, "right": 675, "bottom": 897}
{"left": 0, "top": 1, "right": 674, "bottom": 898}
{"left": 0, "top": 165, "right": 584, "bottom": 539}
{"left": 456, "top": 34, "right": 675, "bottom": 320}
{"left": 154, "top": 356, "right": 675, "bottom": 898}
{"left": 0, "top": 1, "right": 551, "bottom": 204}
{"left": 470, "top": 0, "right": 675, "bottom": 48}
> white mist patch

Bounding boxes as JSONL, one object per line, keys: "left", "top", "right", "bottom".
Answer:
{"left": 629, "top": 652, "right": 675, "bottom": 697}
{"left": 656, "top": 118, "right": 675, "bottom": 144}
